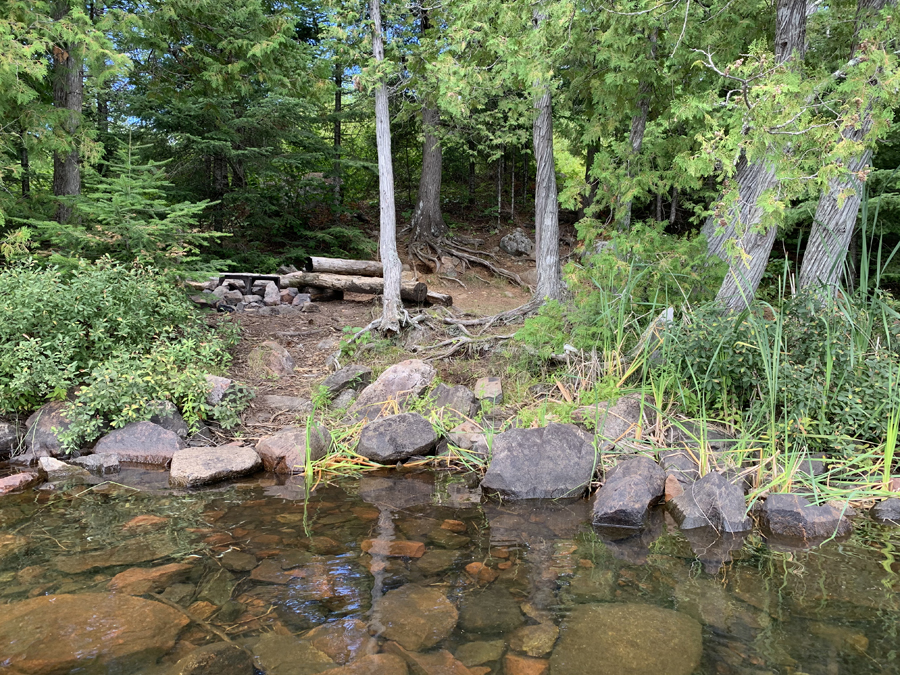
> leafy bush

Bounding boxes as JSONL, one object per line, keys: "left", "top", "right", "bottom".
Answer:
{"left": 0, "top": 261, "right": 240, "bottom": 450}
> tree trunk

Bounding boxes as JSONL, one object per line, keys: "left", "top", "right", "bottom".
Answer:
{"left": 578, "top": 143, "right": 599, "bottom": 221}
{"left": 797, "top": 0, "right": 892, "bottom": 298}
{"left": 19, "top": 129, "right": 29, "bottom": 199}
{"left": 656, "top": 191, "right": 663, "bottom": 222}
{"left": 410, "top": 106, "right": 447, "bottom": 240}
{"left": 468, "top": 140, "right": 476, "bottom": 205}
{"left": 51, "top": 0, "right": 83, "bottom": 224}
{"left": 212, "top": 154, "right": 228, "bottom": 198}
{"left": 708, "top": 0, "right": 807, "bottom": 310}
{"left": 371, "top": 0, "right": 403, "bottom": 332}
{"left": 669, "top": 186, "right": 678, "bottom": 225}
{"left": 305, "top": 256, "right": 384, "bottom": 276}
{"left": 334, "top": 63, "right": 343, "bottom": 205}
{"left": 620, "top": 29, "right": 657, "bottom": 232}
{"left": 533, "top": 86, "right": 564, "bottom": 302}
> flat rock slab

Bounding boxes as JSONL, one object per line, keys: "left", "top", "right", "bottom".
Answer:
{"left": 668, "top": 471, "right": 751, "bottom": 533}
{"left": 37, "top": 456, "right": 91, "bottom": 483}
{"left": 169, "top": 444, "right": 262, "bottom": 487}
{"left": 93, "top": 421, "right": 185, "bottom": 466}
{"left": 373, "top": 584, "right": 458, "bottom": 651}
{"left": 257, "top": 395, "right": 313, "bottom": 413}
{"left": 760, "top": 493, "right": 852, "bottom": 541}
{"left": 24, "top": 401, "right": 73, "bottom": 457}
{"left": 255, "top": 424, "right": 331, "bottom": 474}
{"left": 70, "top": 453, "right": 120, "bottom": 474}
{"left": 481, "top": 423, "right": 596, "bottom": 500}
{"left": 0, "top": 472, "right": 41, "bottom": 496}
{"left": 356, "top": 413, "right": 437, "bottom": 464}
{"left": 549, "top": 603, "right": 702, "bottom": 675}
{"left": 322, "top": 365, "right": 373, "bottom": 397}
{"left": 0, "top": 593, "right": 189, "bottom": 675}
{"left": 592, "top": 456, "right": 665, "bottom": 529}
{"left": 347, "top": 359, "right": 436, "bottom": 421}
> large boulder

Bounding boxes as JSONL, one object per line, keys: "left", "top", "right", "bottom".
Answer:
{"left": 549, "top": 603, "right": 702, "bottom": 675}
{"left": 169, "top": 444, "right": 263, "bottom": 487}
{"left": 668, "top": 470, "right": 751, "bottom": 533}
{"left": 591, "top": 456, "right": 665, "bottom": 529}
{"left": 356, "top": 413, "right": 437, "bottom": 464}
{"left": 372, "top": 584, "right": 458, "bottom": 651}
{"left": 255, "top": 424, "right": 331, "bottom": 474}
{"left": 481, "top": 424, "right": 596, "bottom": 500}
{"left": 24, "top": 401, "right": 73, "bottom": 457}
{"left": 0, "top": 593, "right": 189, "bottom": 674}
{"left": 322, "top": 365, "right": 373, "bottom": 397}
{"left": 499, "top": 228, "right": 534, "bottom": 256}
{"left": 347, "top": 360, "right": 435, "bottom": 421}
{"left": 248, "top": 341, "right": 295, "bottom": 378}
{"left": 759, "top": 493, "right": 853, "bottom": 540}
{"left": 93, "top": 421, "right": 186, "bottom": 466}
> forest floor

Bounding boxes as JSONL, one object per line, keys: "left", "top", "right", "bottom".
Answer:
{"left": 220, "top": 220, "right": 578, "bottom": 443}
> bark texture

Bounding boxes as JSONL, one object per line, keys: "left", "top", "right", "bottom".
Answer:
{"left": 371, "top": 0, "right": 403, "bottom": 332}
{"left": 798, "top": 0, "right": 892, "bottom": 297}
{"left": 51, "top": 0, "right": 83, "bottom": 224}
{"left": 533, "top": 86, "right": 563, "bottom": 302}
{"left": 410, "top": 106, "right": 447, "bottom": 241}
{"left": 334, "top": 63, "right": 343, "bottom": 204}
{"left": 706, "top": 0, "right": 807, "bottom": 310}
{"left": 282, "top": 272, "right": 427, "bottom": 303}
{"left": 305, "top": 257, "right": 384, "bottom": 276}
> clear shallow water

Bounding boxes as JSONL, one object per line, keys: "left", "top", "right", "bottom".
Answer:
{"left": 1, "top": 467, "right": 899, "bottom": 674}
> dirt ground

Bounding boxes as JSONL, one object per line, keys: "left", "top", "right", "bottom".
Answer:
{"left": 222, "top": 226, "right": 574, "bottom": 429}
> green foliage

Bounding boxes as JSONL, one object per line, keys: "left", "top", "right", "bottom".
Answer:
{"left": 0, "top": 260, "right": 232, "bottom": 415}
{"left": 26, "top": 141, "right": 222, "bottom": 269}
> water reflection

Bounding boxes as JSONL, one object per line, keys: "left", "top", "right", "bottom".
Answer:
{"left": 0, "top": 467, "right": 898, "bottom": 675}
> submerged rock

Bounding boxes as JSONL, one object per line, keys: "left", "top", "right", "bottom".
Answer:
{"left": 0, "top": 593, "right": 189, "bottom": 675}
{"left": 37, "top": 456, "right": 91, "bottom": 483}
{"left": 255, "top": 424, "right": 331, "bottom": 474}
{"left": 759, "top": 493, "right": 853, "bottom": 540}
{"left": 509, "top": 622, "right": 559, "bottom": 658}
{"left": 304, "top": 618, "right": 379, "bottom": 665}
{"left": 319, "top": 654, "right": 408, "bottom": 675}
{"left": 481, "top": 424, "right": 596, "bottom": 500}
{"left": 455, "top": 640, "right": 506, "bottom": 667}
{"left": 347, "top": 359, "right": 436, "bottom": 421}
{"left": 107, "top": 562, "right": 193, "bottom": 595}
{"left": 54, "top": 532, "right": 178, "bottom": 574}
{"left": 549, "top": 603, "right": 702, "bottom": 675}
{"left": 591, "top": 456, "right": 665, "bottom": 529}
{"left": 458, "top": 586, "right": 524, "bottom": 635}
{"left": 372, "top": 584, "right": 458, "bottom": 651}
{"left": 24, "top": 401, "right": 73, "bottom": 457}
{"left": 383, "top": 642, "right": 470, "bottom": 675}
{"left": 251, "top": 632, "right": 336, "bottom": 675}
{"left": 0, "top": 533, "right": 30, "bottom": 565}
{"left": 356, "top": 413, "right": 437, "bottom": 464}
{"left": 171, "top": 642, "right": 255, "bottom": 675}
{"left": 169, "top": 444, "right": 262, "bottom": 487}
{"left": 668, "top": 471, "right": 751, "bottom": 533}
{"left": 70, "top": 453, "right": 120, "bottom": 474}
{"left": 93, "top": 421, "right": 186, "bottom": 466}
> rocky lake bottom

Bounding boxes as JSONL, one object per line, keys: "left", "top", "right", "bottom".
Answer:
{"left": 1, "top": 466, "right": 899, "bottom": 675}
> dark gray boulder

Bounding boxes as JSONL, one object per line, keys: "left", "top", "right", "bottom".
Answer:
{"left": 431, "top": 383, "right": 478, "bottom": 423}
{"left": 668, "top": 471, "right": 751, "bottom": 533}
{"left": 24, "top": 402, "right": 74, "bottom": 457}
{"left": 591, "top": 456, "right": 665, "bottom": 529}
{"left": 147, "top": 401, "right": 190, "bottom": 439}
{"left": 481, "top": 424, "right": 596, "bottom": 500}
{"left": 356, "top": 413, "right": 437, "bottom": 464}
{"left": 659, "top": 448, "right": 700, "bottom": 485}
{"left": 872, "top": 498, "right": 900, "bottom": 525}
{"left": 322, "top": 364, "right": 373, "bottom": 397}
{"left": 759, "top": 493, "right": 852, "bottom": 540}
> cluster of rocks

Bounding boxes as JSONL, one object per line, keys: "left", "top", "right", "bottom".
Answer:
{"left": 187, "top": 268, "right": 320, "bottom": 315}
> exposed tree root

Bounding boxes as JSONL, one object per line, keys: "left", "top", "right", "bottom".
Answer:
{"left": 416, "top": 333, "right": 515, "bottom": 360}
{"left": 441, "top": 297, "right": 543, "bottom": 334}
{"left": 408, "top": 237, "right": 531, "bottom": 290}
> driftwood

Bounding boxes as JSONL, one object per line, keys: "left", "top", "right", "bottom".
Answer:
{"left": 281, "top": 271, "right": 427, "bottom": 303}
{"left": 304, "top": 256, "right": 384, "bottom": 277}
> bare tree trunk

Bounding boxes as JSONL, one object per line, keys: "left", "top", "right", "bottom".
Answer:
{"left": 51, "top": 0, "right": 82, "bottom": 224}
{"left": 533, "top": 86, "right": 563, "bottom": 301}
{"left": 797, "top": 0, "right": 891, "bottom": 298}
{"left": 410, "top": 106, "right": 447, "bottom": 240}
{"left": 212, "top": 154, "right": 228, "bottom": 198}
{"left": 620, "top": 29, "right": 657, "bottom": 232}
{"left": 669, "top": 186, "right": 678, "bottom": 225}
{"left": 371, "top": 0, "right": 402, "bottom": 332}
{"left": 708, "top": 0, "right": 807, "bottom": 310}
{"left": 468, "top": 139, "right": 476, "bottom": 205}
{"left": 578, "top": 143, "right": 599, "bottom": 221}
{"left": 656, "top": 191, "right": 663, "bottom": 222}
{"left": 19, "top": 129, "right": 29, "bottom": 199}
{"left": 497, "top": 150, "right": 502, "bottom": 226}
{"left": 334, "top": 63, "right": 343, "bottom": 205}
{"left": 511, "top": 152, "right": 515, "bottom": 222}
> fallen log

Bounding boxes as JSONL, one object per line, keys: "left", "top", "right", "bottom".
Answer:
{"left": 281, "top": 271, "right": 427, "bottom": 303}
{"left": 304, "top": 256, "right": 383, "bottom": 277}
{"left": 426, "top": 290, "right": 453, "bottom": 306}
